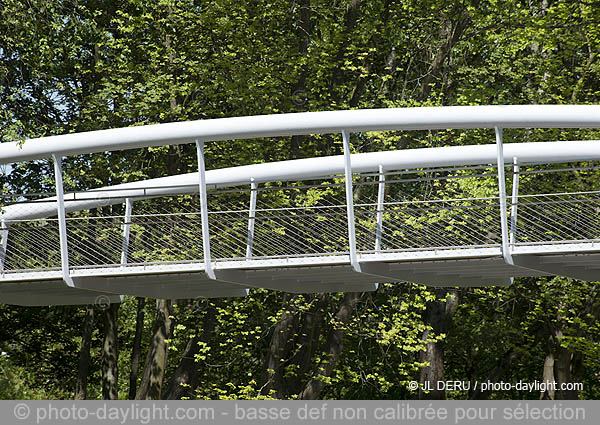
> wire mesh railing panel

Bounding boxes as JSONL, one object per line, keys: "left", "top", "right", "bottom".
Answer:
{"left": 208, "top": 208, "right": 248, "bottom": 260}
{"left": 125, "top": 195, "right": 204, "bottom": 265}
{"left": 1, "top": 195, "right": 61, "bottom": 273}
{"left": 353, "top": 203, "right": 378, "bottom": 252}
{"left": 515, "top": 192, "right": 600, "bottom": 245}
{"left": 66, "top": 215, "right": 124, "bottom": 267}
{"left": 128, "top": 213, "right": 204, "bottom": 264}
{"left": 355, "top": 166, "right": 504, "bottom": 252}
{"left": 209, "top": 181, "right": 352, "bottom": 260}
{"left": 205, "top": 190, "right": 252, "bottom": 260}
{"left": 511, "top": 161, "right": 600, "bottom": 246}
{"left": 251, "top": 203, "right": 351, "bottom": 258}
{"left": 2, "top": 218, "right": 61, "bottom": 272}
{"left": 376, "top": 198, "right": 502, "bottom": 251}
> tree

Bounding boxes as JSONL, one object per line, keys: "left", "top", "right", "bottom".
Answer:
{"left": 75, "top": 305, "right": 95, "bottom": 400}
{"left": 102, "top": 303, "right": 120, "bottom": 400}
{"left": 135, "top": 299, "right": 174, "bottom": 400}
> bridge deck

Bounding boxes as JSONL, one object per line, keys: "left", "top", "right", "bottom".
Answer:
{"left": 3, "top": 242, "right": 600, "bottom": 305}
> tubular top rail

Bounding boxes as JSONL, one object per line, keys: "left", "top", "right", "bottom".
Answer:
{"left": 2, "top": 139, "right": 600, "bottom": 221}
{"left": 2, "top": 105, "right": 600, "bottom": 164}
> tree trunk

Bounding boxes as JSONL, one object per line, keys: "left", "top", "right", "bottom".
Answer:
{"left": 553, "top": 329, "right": 579, "bottom": 399}
{"left": 75, "top": 305, "right": 94, "bottom": 400}
{"left": 102, "top": 303, "right": 120, "bottom": 400}
{"left": 418, "top": 8, "right": 471, "bottom": 100}
{"left": 470, "top": 348, "right": 517, "bottom": 400}
{"left": 163, "top": 304, "right": 217, "bottom": 399}
{"left": 128, "top": 297, "right": 146, "bottom": 400}
{"left": 286, "top": 294, "right": 328, "bottom": 392}
{"left": 541, "top": 351, "right": 555, "bottom": 400}
{"left": 419, "top": 324, "right": 445, "bottom": 399}
{"left": 299, "top": 292, "right": 361, "bottom": 400}
{"left": 262, "top": 294, "right": 300, "bottom": 398}
{"left": 330, "top": 0, "right": 361, "bottom": 95}
{"left": 135, "top": 299, "right": 174, "bottom": 400}
{"left": 472, "top": 326, "right": 545, "bottom": 400}
{"left": 419, "top": 288, "right": 460, "bottom": 400}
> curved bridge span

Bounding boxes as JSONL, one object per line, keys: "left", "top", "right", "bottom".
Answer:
{"left": 2, "top": 105, "right": 600, "bottom": 305}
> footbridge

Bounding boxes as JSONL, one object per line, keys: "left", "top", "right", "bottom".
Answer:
{"left": 2, "top": 105, "right": 600, "bottom": 305}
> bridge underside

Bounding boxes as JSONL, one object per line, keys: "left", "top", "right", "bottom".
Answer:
{"left": 0, "top": 280, "right": 122, "bottom": 306}
{"left": 4, "top": 244, "right": 600, "bottom": 305}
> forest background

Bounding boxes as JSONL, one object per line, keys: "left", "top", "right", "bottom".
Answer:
{"left": 1, "top": 0, "right": 599, "bottom": 400}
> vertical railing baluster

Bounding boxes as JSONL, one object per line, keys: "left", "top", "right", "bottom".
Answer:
{"left": 495, "top": 127, "right": 513, "bottom": 266}
{"left": 342, "top": 130, "right": 361, "bottom": 272}
{"left": 510, "top": 157, "right": 520, "bottom": 248}
{"left": 0, "top": 220, "right": 8, "bottom": 273}
{"left": 121, "top": 198, "right": 133, "bottom": 266}
{"left": 375, "top": 165, "right": 386, "bottom": 252}
{"left": 52, "top": 154, "right": 74, "bottom": 286}
{"left": 246, "top": 180, "right": 258, "bottom": 260}
{"left": 195, "top": 139, "right": 216, "bottom": 279}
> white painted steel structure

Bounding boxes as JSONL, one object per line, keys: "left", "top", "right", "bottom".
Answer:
{"left": 1, "top": 105, "right": 600, "bottom": 306}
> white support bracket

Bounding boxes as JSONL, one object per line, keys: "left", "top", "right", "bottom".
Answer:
{"left": 0, "top": 220, "right": 8, "bottom": 273}
{"left": 510, "top": 157, "right": 520, "bottom": 247}
{"left": 246, "top": 180, "right": 258, "bottom": 260}
{"left": 495, "top": 127, "right": 513, "bottom": 267}
{"left": 52, "top": 154, "right": 74, "bottom": 287}
{"left": 342, "top": 130, "right": 361, "bottom": 273}
{"left": 120, "top": 198, "right": 133, "bottom": 266}
{"left": 195, "top": 139, "right": 216, "bottom": 280}
{"left": 375, "top": 165, "right": 386, "bottom": 252}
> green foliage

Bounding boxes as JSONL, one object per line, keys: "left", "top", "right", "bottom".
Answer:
{"left": 1, "top": 0, "right": 600, "bottom": 401}
{"left": 0, "top": 355, "right": 67, "bottom": 399}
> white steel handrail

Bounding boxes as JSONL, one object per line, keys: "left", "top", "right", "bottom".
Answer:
{"left": 2, "top": 105, "right": 600, "bottom": 164}
{"left": 2, "top": 140, "right": 600, "bottom": 221}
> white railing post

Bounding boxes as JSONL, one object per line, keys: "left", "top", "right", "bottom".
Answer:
{"left": 510, "top": 157, "right": 520, "bottom": 247}
{"left": 0, "top": 220, "right": 8, "bottom": 273}
{"left": 246, "top": 180, "right": 258, "bottom": 260}
{"left": 342, "top": 130, "right": 361, "bottom": 272}
{"left": 52, "top": 154, "right": 74, "bottom": 286}
{"left": 375, "top": 165, "right": 386, "bottom": 252}
{"left": 495, "top": 127, "right": 513, "bottom": 265}
{"left": 121, "top": 198, "right": 133, "bottom": 266}
{"left": 195, "top": 139, "right": 216, "bottom": 279}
